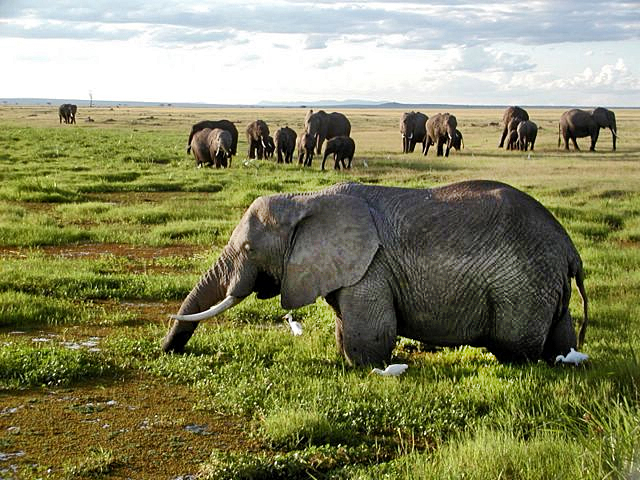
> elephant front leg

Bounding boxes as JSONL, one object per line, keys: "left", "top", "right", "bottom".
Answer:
{"left": 327, "top": 279, "right": 397, "bottom": 366}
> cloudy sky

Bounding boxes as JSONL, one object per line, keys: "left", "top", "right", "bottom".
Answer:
{"left": 1, "top": 1, "right": 639, "bottom": 106}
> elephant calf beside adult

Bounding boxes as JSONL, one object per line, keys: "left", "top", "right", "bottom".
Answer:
{"left": 499, "top": 106, "right": 529, "bottom": 148}
{"left": 304, "top": 110, "right": 352, "bottom": 155}
{"left": 322, "top": 135, "right": 355, "bottom": 170}
{"left": 424, "top": 113, "right": 462, "bottom": 157}
{"left": 186, "top": 120, "right": 238, "bottom": 158}
{"left": 189, "top": 128, "right": 232, "bottom": 168}
{"left": 163, "top": 180, "right": 588, "bottom": 367}
{"left": 400, "top": 111, "right": 428, "bottom": 153}
{"left": 558, "top": 107, "right": 617, "bottom": 151}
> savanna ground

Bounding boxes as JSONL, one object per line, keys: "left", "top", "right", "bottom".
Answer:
{"left": 0, "top": 104, "right": 639, "bottom": 479}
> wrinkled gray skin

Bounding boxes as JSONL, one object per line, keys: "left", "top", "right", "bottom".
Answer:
{"left": 297, "top": 132, "right": 315, "bottom": 167}
{"left": 499, "top": 106, "right": 529, "bottom": 148}
{"left": 187, "top": 120, "right": 238, "bottom": 157}
{"left": 190, "top": 128, "right": 214, "bottom": 167}
{"left": 275, "top": 126, "right": 297, "bottom": 164}
{"left": 246, "top": 120, "right": 270, "bottom": 159}
{"left": 424, "top": 113, "right": 458, "bottom": 157}
{"left": 162, "top": 180, "right": 588, "bottom": 367}
{"left": 517, "top": 120, "right": 538, "bottom": 151}
{"left": 263, "top": 135, "right": 275, "bottom": 159}
{"left": 58, "top": 104, "right": 77, "bottom": 124}
{"left": 208, "top": 128, "right": 232, "bottom": 168}
{"left": 558, "top": 107, "right": 617, "bottom": 151}
{"left": 304, "top": 110, "right": 352, "bottom": 154}
{"left": 400, "top": 111, "right": 428, "bottom": 153}
{"left": 322, "top": 136, "right": 355, "bottom": 171}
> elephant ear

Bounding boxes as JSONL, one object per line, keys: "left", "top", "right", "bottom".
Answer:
{"left": 281, "top": 195, "right": 380, "bottom": 309}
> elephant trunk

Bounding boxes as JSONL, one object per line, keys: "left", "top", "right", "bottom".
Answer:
{"left": 162, "top": 250, "right": 242, "bottom": 353}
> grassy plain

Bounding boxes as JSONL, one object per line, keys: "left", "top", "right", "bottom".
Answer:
{"left": 0, "top": 104, "right": 639, "bottom": 479}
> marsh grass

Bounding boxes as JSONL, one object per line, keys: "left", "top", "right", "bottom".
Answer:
{"left": 1, "top": 105, "right": 639, "bottom": 478}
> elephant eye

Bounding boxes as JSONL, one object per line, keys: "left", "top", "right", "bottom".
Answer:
{"left": 243, "top": 242, "right": 251, "bottom": 252}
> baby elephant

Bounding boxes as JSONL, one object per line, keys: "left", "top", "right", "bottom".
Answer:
{"left": 517, "top": 120, "right": 538, "bottom": 151}
{"left": 322, "top": 136, "right": 355, "bottom": 171}
{"left": 208, "top": 128, "right": 233, "bottom": 168}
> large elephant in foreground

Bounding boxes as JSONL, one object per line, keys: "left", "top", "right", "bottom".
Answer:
{"left": 558, "top": 107, "right": 617, "bottom": 151}
{"left": 246, "top": 120, "right": 270, "bottom": 159}
{"left": 162, "top": 180, "right": 588, "bottom": 367}
{"left": 400, "top": 111, "right": 428, "bottom": 153}
{"left": 304, "top": 110, "right": 351, "bottom": 154}
{"left": 424, "top": 113, "right": 459, "bottom": 157}
{"left": 186, "top": 120, "right": 238, "bottom": 157}
{"left": 499, "top": 106, "right": 529, "bottom": 148}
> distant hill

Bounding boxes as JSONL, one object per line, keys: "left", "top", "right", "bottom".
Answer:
{"left": 2, "top": 98, "right": 635, "bottom": 109}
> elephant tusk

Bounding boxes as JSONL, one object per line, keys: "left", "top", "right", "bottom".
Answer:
{"left": 169, "top": 295, "right": 242, "bottom": 322}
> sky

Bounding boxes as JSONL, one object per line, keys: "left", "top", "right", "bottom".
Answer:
{"left": 1, "top": 1, "right": 640, "bottom": 106}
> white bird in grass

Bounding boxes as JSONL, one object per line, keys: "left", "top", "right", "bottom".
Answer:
{"left": 284, "top": 313, "right": 303, "bottom": 336}
{"left": 555, "top": 348, "right": 589, "bottom": 365}
{"left": 371, "top": 364, "right": 409, "bottom": 376}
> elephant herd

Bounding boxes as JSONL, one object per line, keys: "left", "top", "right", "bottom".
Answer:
{"left": 180, "top": 104, "right": 619, "bottom": 170}
{"left": 186, "top": 109, "right": 354, "bottom": 171}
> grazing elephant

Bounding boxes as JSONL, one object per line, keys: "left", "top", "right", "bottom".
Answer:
{"left": 187, "top": 120, "right": 238, "bottom": 157}
{"left": 424, "top": 113, "right": 458, "bottom": 157}
{"left": 517, "top": 120, "right": 538, "bottom": 151}
{"left": 499, "top": 106, "right": 529, "bottom": 148}
{"left": 558, "top": 107, "right": 617, "bottom": 151}
{"left": 275, "top": 126, "right": 297, "bottom": 164}
{"left": 208, "top": 128, "right": 233, "bottom": 168}
{"left": 246, "top": 120, "right": 270, "bottom": 159}
{"left": 322, "top": 135, "right": 355, "bottom": 171}
{"left": 297, "top": 132, "right": 315, "bottom": 167}
{"left": 264, "top": 135, "right": 276, "bottom": 159}
{"left": 162, "top": 180, "right": 588, "bottom": 367}
{"left": 58, "top": 104, "right": 77, "bottom": 124}
{"left": 304, "top": 110, "right": 352, "bottom": 154}
{"left": 400, "top": 111, "right": 428, "bottom": 153}
{"left": 190, "top": 128, "right": 214, "bottom": 168}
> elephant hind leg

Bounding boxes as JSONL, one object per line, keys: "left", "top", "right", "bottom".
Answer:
{"left": 542, "top": 305, "right": 577, "bottom": 365}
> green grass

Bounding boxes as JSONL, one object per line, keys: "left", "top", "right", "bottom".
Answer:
{"left": 0, "top": 105, "right": 639, "bottom": 478}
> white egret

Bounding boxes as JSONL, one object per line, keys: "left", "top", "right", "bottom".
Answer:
{"left": 371, "top": 364, "right": 408, "bottom": 376}
{"left": 284, "top": 313, "right": 303, "bottom": 336}
{"left": 555, "top": 348, "right": 589, "bottom": 365}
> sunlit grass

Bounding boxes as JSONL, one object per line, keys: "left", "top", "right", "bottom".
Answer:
{"left": 0, "top": 105, "right": 639, "bottom": 478}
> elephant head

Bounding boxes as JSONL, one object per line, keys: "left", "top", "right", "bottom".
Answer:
{"left": 591, "top": 107, "right": 617, "bottom": 151}
{"left": 246, "top": 120, "right": 270, "bottom": 159}
{"left": 162, "top": 192, "right": 380, "bottom": 354}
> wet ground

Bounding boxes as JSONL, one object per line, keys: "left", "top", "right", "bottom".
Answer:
{"left": 0, "top": 375, "right": 259, "bottom": 479}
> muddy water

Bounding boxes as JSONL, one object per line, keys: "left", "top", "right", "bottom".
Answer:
{"left": 0, "top": 377, "right": 259, "bottom": 478}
